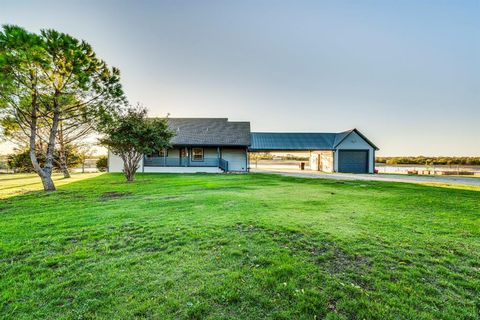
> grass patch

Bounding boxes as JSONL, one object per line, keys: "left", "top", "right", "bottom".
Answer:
{"left": 99, "top": 191, "right": 133, "bottom": 201}
{"left": 0, "top": 173, "right": 479, "bottom": 319}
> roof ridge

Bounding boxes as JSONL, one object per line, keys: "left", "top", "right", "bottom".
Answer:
{"left": 251, "top": 132, "right": 338, "bottom": 135}
{"left": 166, "top": 117, "right": 228, "bottom": 119}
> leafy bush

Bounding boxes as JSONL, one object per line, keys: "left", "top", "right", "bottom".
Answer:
{"left": 7, "top": 151, "right": 38, "bottom": 173}
{"left": 96, "top": 156, "right": 108, "bottom": 172}
{"left": 7, "top": 146, "right": 82, "bottom": 173}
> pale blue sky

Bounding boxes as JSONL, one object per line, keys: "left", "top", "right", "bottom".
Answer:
{"left": 1, "top": 0, "right": 479, "bottom": 156}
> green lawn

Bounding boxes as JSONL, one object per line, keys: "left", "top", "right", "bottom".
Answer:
{"left": 0, "top": 173, "right": 479, "bottom": 319}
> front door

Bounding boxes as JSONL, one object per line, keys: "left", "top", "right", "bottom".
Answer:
{"left": 180, "top": 148, "right": 189, "bottom": 166}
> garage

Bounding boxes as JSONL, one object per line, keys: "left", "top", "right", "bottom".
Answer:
{"left": 338, "top": 150, "right": 369, "bottom": 173}
{"left": 249, "top": 128, "right": 378, "bottom": 174}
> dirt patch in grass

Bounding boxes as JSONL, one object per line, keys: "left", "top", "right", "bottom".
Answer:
{"left": 74, "top": 223, "right": 188, "bottom": 255}
{"left": 99, "top": 191, "right": 133, "bottom": 201}
{"left": 234, "top": 223, "right": 370, "bottom": 275}
{"left": 223, "top": 200, "right": 239, "bottom": 207}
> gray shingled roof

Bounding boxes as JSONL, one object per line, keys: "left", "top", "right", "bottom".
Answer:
{"left": 250, "top": 129, "right": 378, "bottom": 151}
{"left": 166, "top": 118, "right": 251, "bottom": 146}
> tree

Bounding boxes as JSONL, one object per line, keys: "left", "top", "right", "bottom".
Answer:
{"left": 7, "top": 146, "right": 81, "bottom": 173}
{"left": 7, "top": 149, "right": 37, "bottom": 173}
{"left": 77, "top": 143, "right": 96, "bottom": 173}
{"left": 1, "top": 111, "right": 95, "bottom": 178}
{"left": 0, "top": 25, "right": 124, "bottom": 191}
{"left": 55, "top": 95, "right": 97, "bottom": 178}
{"left": 56, "top": 112, "right": 93, "bottom": 178}
{"left": 100, "top": 106, "right": 174, "bottom": 181}
{"left": 96, "top": 156, "right": 108, "bottom": 172}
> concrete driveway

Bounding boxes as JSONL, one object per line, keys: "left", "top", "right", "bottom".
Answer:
{"left": 252, "top": 168, "right": 480, "bottom": 187}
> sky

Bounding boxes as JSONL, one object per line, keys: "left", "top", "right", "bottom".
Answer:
{"left": 0, "top": 0, "right": 479, "bottom": 156}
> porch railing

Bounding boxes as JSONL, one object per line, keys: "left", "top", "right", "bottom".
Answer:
{"left": 144, "top": 156, "right": 225, "bottom": 168}
{"left": 219, "top": 158, "right": 228, "bottom": 172}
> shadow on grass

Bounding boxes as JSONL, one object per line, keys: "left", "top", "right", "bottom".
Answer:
{"left": 0, "top": 173, "right": 47, "bottom": 182}
{"left": 0, "top": 173, "right": 104, "bottom": 200}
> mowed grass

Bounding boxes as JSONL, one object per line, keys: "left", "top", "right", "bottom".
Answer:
{"left": 0, "top": 173, "right": 102, "bottom": 199}
{"left": 0, "top": 173, "right": 479, "bottom": 319}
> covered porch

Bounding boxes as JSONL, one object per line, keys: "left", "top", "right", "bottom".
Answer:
{"left": 143, "top": 146, "right": 228, "bottom": 171}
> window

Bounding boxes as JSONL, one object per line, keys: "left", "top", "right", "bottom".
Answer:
{"left": 192, "top": 148, "right": 204, "bottom": 161}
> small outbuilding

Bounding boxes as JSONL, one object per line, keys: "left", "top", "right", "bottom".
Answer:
{"left": 249, "top": 129, "right": 378, "bottom": 173}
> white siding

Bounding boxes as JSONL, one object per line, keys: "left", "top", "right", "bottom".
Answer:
{"left": 333, "top": 131, "right": 375, "bottom": 173}
{"left": 310, "top": 153, "right": 319, "bottom": 171}
{"left": 310, "top": 150, "right": 334, "bottom": 172}
{"left": 166, "top": 148, "right": 180, "bottom": 159}
{"left": 222, "top": 148, "right": 247, "bottom": 172}
{"left": 108, "top": 151, "right": 144, "bottom": 173}
{"left": 108, "top": 151, "right": 136, "bottom": 173}
{"left": 203, "top": 147, "right": 218, "bottom": 158}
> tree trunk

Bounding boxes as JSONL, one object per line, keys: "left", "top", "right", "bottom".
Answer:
{"left": 61, "top": 165, "right": 71, "bottom": 178}
{"left": 58, "top": 123, "right": 71, "bottom": 178}
{"left": 126, "top": 169, "right": 135, "bottom": 182}
{"left": 28, "top": 89, "right": 56, "bottom": 191}
{"left": 122, "top": 151, "right": 142, "bottom": 182}
{"left": 58, "top": 151, "right": 71, "bottom": 178}
{"left": 40, "top": 174, "right": 56, "bottom": 191}
{"left": 41, "top": 93, "right": 61, "bottom": 190}
{"left": 124, "top": 159, "right": 136, "bottom": 182}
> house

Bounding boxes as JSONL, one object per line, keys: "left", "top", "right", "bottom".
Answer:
{"left": 108, "top": 118, "right": 378, "bottom": 174}
{"left": 108, "top": 118, "right": 250, "bottom": 173}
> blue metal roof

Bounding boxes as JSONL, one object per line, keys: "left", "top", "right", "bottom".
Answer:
{"left": 250, "top": 132, "right": 337, "bottom": 151}
{"left": 250, "top": 129, "right": 378, "bottom": 151}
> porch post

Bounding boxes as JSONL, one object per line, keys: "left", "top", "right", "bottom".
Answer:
{"left": 185, "top": 147, "right": 188, "bottom": 167}
{"left": 217, "top": 147, "right": 220, "bottom": 166}
{"left": 163, "top": 148, "right": 166, "bottom": 167}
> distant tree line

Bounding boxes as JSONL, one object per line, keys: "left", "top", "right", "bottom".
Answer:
{"left": 376, "top": 157, "right": 480, "bottom": 166}
{"left": 249, "top": 153, "right": 309, "bottom": 161}
{"left": 6, "top": 146, "right": 81, "bottom": 173}
{"left": 4, "top": 145, "right": 102, "bottom": 173}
